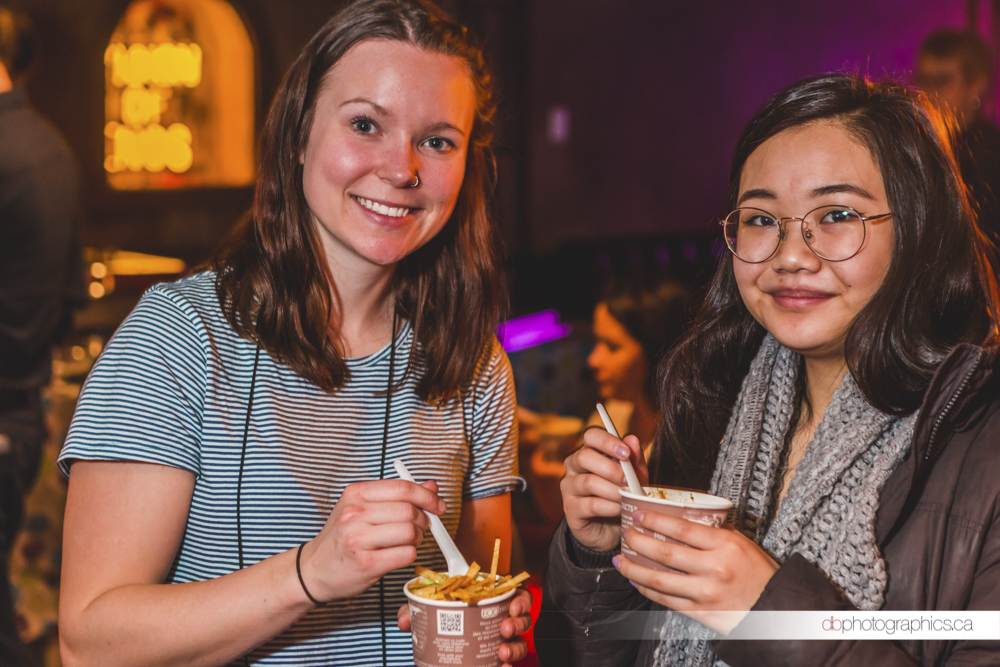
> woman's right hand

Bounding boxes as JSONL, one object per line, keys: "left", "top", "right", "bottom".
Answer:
{"left": 298, "top": 479, "right": 445, "bottom": 603}
{"left": 560, "top": 428, "right": 648, "bottom": 552}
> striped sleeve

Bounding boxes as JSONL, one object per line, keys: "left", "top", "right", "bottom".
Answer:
{"left": 463, "top": 339, "right": 522, "bottom": 500}
{"left": 58, "top": 285, "right": 208, "bottom": 477}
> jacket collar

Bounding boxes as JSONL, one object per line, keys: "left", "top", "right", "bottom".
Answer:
{"left": 878, "top": 342, "right": 997, "bottom": 545}
{"left": 910, "top": 343, "right": 996, "bottom": 465}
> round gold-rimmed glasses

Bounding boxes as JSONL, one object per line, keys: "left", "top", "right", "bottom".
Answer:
{"left": 720, "top": 204, "right": 892, "bottom": 263}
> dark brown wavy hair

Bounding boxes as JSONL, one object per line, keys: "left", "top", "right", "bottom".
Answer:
{"left": 649, "top": 74, "right": 1000, "bottom": 490}
{"left": 213, "top": 0, "right": 504, "bottom": 400}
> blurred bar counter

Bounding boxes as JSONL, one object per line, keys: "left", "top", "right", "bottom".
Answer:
{"left": 76, "top": 248, "right": 188, "bottom": 337}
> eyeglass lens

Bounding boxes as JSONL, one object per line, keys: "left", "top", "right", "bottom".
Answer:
{"left": 723, "top": 205, "right": 866, "bottom": 262}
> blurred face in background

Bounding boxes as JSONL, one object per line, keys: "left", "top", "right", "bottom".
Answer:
{"left": 588, "top": 303, "right": 648, "bottom": 404}
{"left": 916, "top": 54, "right": 987, "bottom": 122}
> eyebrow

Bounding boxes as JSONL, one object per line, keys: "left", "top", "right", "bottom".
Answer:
{"left": 340, "top": 97, "right": 390, "bottom": 116}
{"left": 737, "top": 188, "right": 776, "bottom": 206}
{"left": 425, "top": 121, "right": 467, "bottom": 137}
{"left": 810, "top": 183, "right": 876, "bottom": 200}
{"left": 737, "top": 183, "right": 876, "bottom": 206}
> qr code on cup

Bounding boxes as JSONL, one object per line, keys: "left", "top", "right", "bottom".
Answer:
{"left": 437, "top": 609, "right": 464, "bottom": 635}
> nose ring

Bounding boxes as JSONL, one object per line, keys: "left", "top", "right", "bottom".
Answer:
{"left": 407, "top": 173, "right": 420, "bottom": 188}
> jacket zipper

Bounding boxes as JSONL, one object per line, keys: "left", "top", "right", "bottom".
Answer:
{"left": 923, "top": 347, "right": 983, "bottom": 465}
{"left": 882, "top": 348, "right": 985, "bottom": 548}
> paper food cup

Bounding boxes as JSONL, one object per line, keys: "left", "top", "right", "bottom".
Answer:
{"left": 619, "top": 486, "right": 733, "bottom": 572}
{"left": 404, "top": 576, "right": 517, "bottom": 667}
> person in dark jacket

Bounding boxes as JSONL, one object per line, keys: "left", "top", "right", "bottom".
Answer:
{"left": 0, "top": 7, "right": 82, "bottom": 666}
{"left": 536, "top": 74, "right": 1000, "bottom": 667}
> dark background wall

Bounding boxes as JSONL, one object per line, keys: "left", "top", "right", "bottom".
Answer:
{"left": 5, "top": 0, "right": 983, "bottom": 269}
{"left": 526, "top": 0, "right": 969, "bottom": 251}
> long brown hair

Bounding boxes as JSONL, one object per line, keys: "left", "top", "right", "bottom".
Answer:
{"left": 214, "top": 0, "right": 504, "bottom": 400}
{"left": 650, "top": 74, "right": 1000, "bottom": 490}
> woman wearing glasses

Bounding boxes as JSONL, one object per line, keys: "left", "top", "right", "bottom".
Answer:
{"left": 537, "top": 73, "right": 1000, "bottom": 666}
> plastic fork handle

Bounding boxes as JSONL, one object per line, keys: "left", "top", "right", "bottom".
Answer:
{"left": 596, "top": 403, "right": 646, "bottom": 496}
{"left": 393, "top": 459, "right": 469, "bottom": 575}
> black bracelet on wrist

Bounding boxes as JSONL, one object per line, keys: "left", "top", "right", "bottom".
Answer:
{"left": 296, "top": 542, "right": 324, "bottom": 606}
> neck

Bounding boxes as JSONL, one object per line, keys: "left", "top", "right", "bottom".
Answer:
{"left": 323, "top": 245, "right": 397, "bottom": 359}
{"left": 801, "top": 353, "right": 849, "bottom": 426}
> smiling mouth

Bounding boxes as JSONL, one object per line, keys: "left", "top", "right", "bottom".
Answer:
{"left": 767, "top": 289, "right": 836, "bottom": 308}
{"left": 352, "top": 195, "right": 413, "bottom": 219}
{"left": 770, "top": 289, "right": 834, "bottom": 299}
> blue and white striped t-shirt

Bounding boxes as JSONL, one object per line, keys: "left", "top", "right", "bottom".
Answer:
{"left": 58, "top": 271, "right": 520, "bottom": 665}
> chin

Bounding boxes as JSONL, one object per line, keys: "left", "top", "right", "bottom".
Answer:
{"left": 768, "top": 332, "right": 845, "bottom": 358}
{"left": 351, "top": 242, "right": 414, "bottom": 266}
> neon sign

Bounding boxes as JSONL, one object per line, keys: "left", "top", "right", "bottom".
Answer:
{"left": 104, "top": 0, "right": 255, "bottom": 190}
{"left": 105, "top": 42, "right": 202, "bottom": 89}
{"left": 104, "top": 42, "right": 200, "bottom": 175}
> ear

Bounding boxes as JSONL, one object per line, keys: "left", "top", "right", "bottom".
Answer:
{"left": 970, "top": 74, "right": 990, "bottom": 99}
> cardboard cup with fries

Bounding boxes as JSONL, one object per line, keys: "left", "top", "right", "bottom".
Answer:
{"left": 404, "top": 540, "right": 530, "bottom": 667}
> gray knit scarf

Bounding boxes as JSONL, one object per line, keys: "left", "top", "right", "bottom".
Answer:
{"left": 652, "top": 335, "right": 917, "bottom": 667}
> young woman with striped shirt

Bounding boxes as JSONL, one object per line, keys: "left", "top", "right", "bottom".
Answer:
{"left": 57, "top": 1, "right": 529, "bottom": 664}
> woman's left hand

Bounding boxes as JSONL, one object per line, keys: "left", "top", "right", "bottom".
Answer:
{"left": 397, "top": 587, "right": 534, "bottom": 665}
{"left": 615, "top": 510, "right": 779, "bottom": 635}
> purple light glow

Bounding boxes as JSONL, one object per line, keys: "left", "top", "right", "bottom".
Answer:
{"left": 498, "top": 310, "right": 573, "bottom": 352}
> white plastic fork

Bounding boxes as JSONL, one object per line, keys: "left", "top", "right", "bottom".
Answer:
{"left": 393, "top": 459, "right": 470, "bottom": 576}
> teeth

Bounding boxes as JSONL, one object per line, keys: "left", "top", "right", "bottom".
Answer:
{"left": 356, "top": 196, "right": 410, "bottom": 218}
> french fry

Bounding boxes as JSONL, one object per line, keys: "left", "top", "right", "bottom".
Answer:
{"left": 408, "top": 584, "right": 438, "bottom": 596}
{"left": 489, "top": 537, "right": 501, "bottom": 590}
{"left": 437, "top": 576, "right": 466, "bottom": 595}
{"left": 465, "top": 562, "right": 481, "bottom": 579}
{"left": 491, "top": 571, "right": 530, "bottom": 595}
{"left": 415, "top": 565, "right": 447, "bottom": 583}
{"left": 507, "top": 571, "right": 531, "bottom": 586}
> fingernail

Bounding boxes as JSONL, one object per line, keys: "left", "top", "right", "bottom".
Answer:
{"left": 612, "top": 555, "right": 620, "bottom": 568}
{"left": 615, "top": 445, "right": 629, "bottom": 459}
{"left": 632, "top": 510, "right": 644, "bottom": 523}
{"left": 629, "top": 580, "right": 637, "bottom": 587}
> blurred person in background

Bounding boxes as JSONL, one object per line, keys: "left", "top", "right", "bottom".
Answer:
{"left": 521, "top": 275, "right": 690, "bottom": 522}
{"left": 587, "top": 275, "right": 691, "bottom": 459}
{"left": 0, "top": 7, "right": 82, "bottom": 666}
{"left": 916, "top": 29, "right": 1000, "bottom": 238}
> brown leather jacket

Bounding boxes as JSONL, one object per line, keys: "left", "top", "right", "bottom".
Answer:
{"left": 536, "top": 344, "right": 1000, "bottom": 666}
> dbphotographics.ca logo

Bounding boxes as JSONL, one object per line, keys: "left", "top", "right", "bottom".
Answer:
{"left": 821, "top": 615, "right": 974, "bottom": 636}
{"left": 723, "top": 611, "right": 999, "bottom": 641}
{"left": 603, "top": 610, "right": 1000, "bottom": 641}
